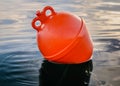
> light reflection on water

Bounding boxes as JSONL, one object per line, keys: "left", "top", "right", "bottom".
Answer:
{"left": 0, "top": 0, "right": 120, "bottom": 86}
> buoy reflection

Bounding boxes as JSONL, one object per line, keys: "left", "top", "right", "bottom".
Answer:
{"left": 39, "top": 60, "right": 93, "bottom": 86}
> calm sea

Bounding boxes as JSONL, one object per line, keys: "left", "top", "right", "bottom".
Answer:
{"left": 0, "top": 0, "right": 120, "bottom": 86}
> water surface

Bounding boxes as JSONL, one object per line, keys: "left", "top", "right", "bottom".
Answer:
{"left": 0, "top": 0, "right": 120, "bottom": 86}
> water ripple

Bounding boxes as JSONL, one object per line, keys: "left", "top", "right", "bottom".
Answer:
{"left": 0, "top": 19, "right": 17, "bottom": 25}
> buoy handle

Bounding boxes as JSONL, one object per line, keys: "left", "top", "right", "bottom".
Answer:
{"left": 32, "top": 6, "right": 56, "bottom": 31}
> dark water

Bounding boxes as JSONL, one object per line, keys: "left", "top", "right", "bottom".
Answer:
{"left": 0, "top": 0, "right": 120, "bottom": 86}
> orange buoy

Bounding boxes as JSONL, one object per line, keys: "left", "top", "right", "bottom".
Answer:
{"left": 32, "top": 6, "right": 93, "bottom": 64}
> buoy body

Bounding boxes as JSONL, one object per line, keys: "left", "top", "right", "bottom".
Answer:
{"left": 32, "top": 6, "right": 93, "bottom": 64}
